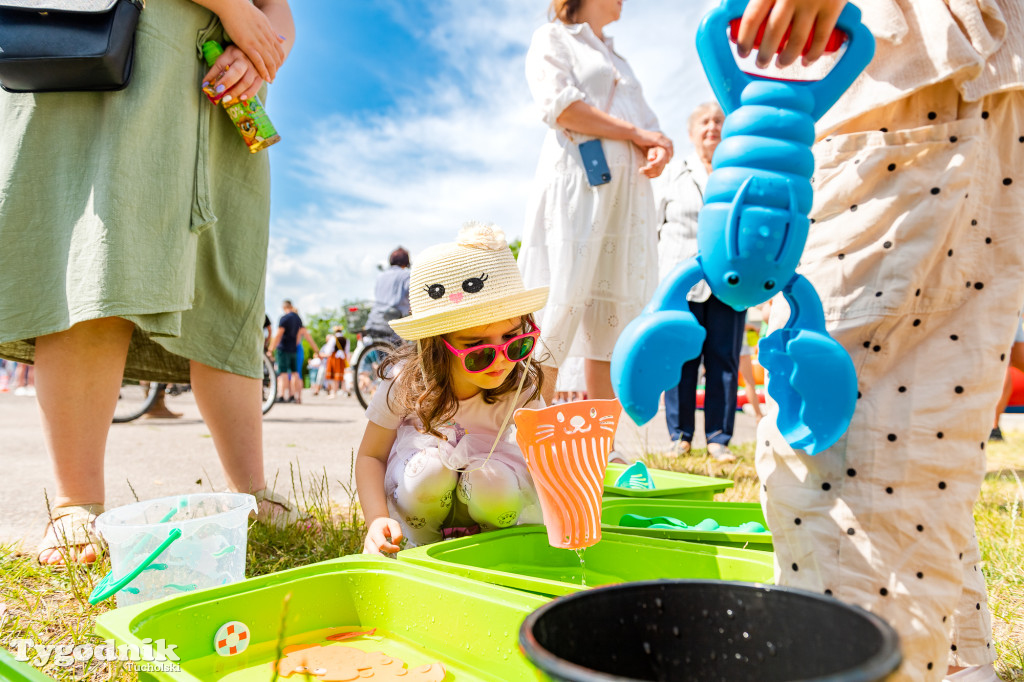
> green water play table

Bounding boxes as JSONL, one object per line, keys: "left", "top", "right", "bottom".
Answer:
{"left": 0, "top": 648, "right": 54, "bottom": 682}
{"left": 397, "top": 526, "right": 773, "bottom": 598}
{"left": 94, "top": 555, "right": 548, "bottom": 681}
{"left": 603, "top": 462, "right": 733, "bottom": 500}
{"left": 601, "top": 498, "right": 773, "bottom": 551}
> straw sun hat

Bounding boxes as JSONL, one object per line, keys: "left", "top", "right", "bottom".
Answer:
{"left": 390, "top": 222, "right": 548, "bottom": 341}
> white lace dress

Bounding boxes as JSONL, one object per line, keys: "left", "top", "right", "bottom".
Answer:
{"left": 519, "top": 21, "right": 662, "bottom": 367}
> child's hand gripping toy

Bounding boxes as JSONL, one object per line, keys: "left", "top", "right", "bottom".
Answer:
{"left": 611, "top": 0, "right": 875, "bottom": 455}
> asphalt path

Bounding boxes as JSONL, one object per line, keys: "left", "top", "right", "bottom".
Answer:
{"left": 0, "top": 388, "right": 759, "bottom": 550}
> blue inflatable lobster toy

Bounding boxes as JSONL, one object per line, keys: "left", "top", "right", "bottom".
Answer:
{"left": 611, "top": 0, "right": 875, "bottom": 455}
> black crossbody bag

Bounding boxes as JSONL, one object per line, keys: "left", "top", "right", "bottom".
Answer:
{"left": 0, "top": 0, "right": 144, "bottom": 94}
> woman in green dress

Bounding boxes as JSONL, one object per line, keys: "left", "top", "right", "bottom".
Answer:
{"left": 0, "top": 0, "right": 296, "bottom": 564}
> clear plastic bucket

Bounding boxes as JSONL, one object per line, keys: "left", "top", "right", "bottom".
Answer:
{"left": 91, "top": 493, "right": 257, "bottom": 608}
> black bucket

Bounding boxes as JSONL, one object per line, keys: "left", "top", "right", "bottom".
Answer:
{"left": 520, "top": 580, "right": 900, "bottom": 682}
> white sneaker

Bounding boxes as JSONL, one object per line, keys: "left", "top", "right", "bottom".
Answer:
{"left": 707, "top": 443, "right": 737, "bottom": 463}
{"left": 13, "top": 386, "right": 27, "bottom": 396}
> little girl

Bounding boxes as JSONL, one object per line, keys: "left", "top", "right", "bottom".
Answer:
{"left": 356, "top": 222, "right": 549, "bottom": 553}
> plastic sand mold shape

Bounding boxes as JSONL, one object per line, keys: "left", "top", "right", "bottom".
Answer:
{"left": 611, "top": 0, "right": 876, "bottom": 455}
{"left": 514, "top": 399, "right": 622, "bottom": 550}
{"left": 273, "top": 629, "right": 446, "bottom": 681}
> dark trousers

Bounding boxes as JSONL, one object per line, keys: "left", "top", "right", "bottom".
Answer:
{"left": 663, "top": 294, "right": 745, "bottom": 445}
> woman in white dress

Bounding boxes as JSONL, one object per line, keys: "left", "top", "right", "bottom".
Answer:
{"left": 519, "top": 0, "right": 672, "bottom": 403}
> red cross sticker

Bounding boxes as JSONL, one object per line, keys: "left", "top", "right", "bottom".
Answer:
{"left": 214, "top": 621, "right": 250, "bottom": 657}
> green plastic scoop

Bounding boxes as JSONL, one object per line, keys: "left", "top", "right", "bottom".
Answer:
{"left": 619, "top": 513, "right": 767, "bottom": 534}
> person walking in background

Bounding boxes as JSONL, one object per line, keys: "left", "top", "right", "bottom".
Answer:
{"left": 320, "top": 325, "right": 350, "bottom": 399}
{"left": 11, "top": 362, "right": 35, "bottom": 398}
{"left": 738, "top": 303, "right": 768, "bottom": 423}
{"left": 654, "top": 102, "right": 740, "bottom": 462}
{"left": 0, "top": 359, "right": 11, "bottom": 393}
{"left": 269, "top": 300, "right": 318, "bottom": 404}
{"left": 364, "top": 247, "right": 411, "bottom": 344}
{"left": 0, "top": 0, "right": 300, "bottom": 566}
{"left": 518, "top": 0, "right": 672, "bottom": 406}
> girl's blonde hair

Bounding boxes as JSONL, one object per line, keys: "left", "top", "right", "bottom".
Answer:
{"left": 378, "top": 314, "right": 544, "bottom": 439}
{"left": 549, "top": 0, "right": 584, "bottom": 24}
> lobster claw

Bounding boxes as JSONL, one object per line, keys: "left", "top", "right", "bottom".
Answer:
{"left": 759, "top": 328, "right": 857, "bottom": 455}
{"left": 611, "top": 310, "right": 706, "bottom": 426}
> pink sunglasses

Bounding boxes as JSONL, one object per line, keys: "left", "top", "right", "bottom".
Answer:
{"left": 442, "top": 327, "right": 541, "bottom": 373}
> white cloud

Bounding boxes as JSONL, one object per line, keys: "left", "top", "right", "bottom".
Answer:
{"left": 266, "top": 0, "right": 717, "bottom": 319}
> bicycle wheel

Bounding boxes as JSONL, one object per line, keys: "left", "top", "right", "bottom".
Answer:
{"left": 113, "top": 380, "right": 162, "bottom": 423}
{"left": 354, "top": 341, "right": 392, "bottom": 409}
{"left": 261, "top": 353, "right": 277, "bottom": 415}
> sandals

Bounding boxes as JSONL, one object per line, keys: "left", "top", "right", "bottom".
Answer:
{"left": 37, "top": 503, "right": 105, "bottom": 566}
{"left": 669, "top": 440, "right": 691, "bottom": 456}
{"left": 252, "top": 488, "right": 309, "bottom": 529}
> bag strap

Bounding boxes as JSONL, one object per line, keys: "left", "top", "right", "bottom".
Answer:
{"left": 563, "top": 73, "right": 619, "bottom": 144}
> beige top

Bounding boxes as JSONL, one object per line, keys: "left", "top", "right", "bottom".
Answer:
{"left": 820, "top": 0, "right": 1024, "bottom": 135}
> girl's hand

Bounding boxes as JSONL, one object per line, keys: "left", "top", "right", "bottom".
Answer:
{"left": 736, "top": 0, "right": 846, "bottom": 69}
{"left": 639, "top": 145, "right": 671, "bottom": 179}
{"left": 364, "top": 516, "right": 404, "bottom": 554}
{"left": 202, "top": 45, "right": 265, "bottom": 105}
{"left": 214, "top": 0, "right": 287, "bottom": 82}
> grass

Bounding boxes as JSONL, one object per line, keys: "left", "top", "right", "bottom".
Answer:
{"left": 1, "top": 440, "right": 1021, "bottom": 680}
{"left": 0, "top": 463, "right": 365, "bottom": 681}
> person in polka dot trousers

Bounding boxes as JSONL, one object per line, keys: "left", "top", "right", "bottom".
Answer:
{"left": 736, "top": 1, "right": 1024, "bottom": 681}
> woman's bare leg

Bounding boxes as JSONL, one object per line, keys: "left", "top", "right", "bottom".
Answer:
{"left": 540, "top": 365, "right": 559, "bottom": 405}
{"left": 739, "top": 355, "right": 763, "bottom": 419}
{"left": 35, "top": 317, "right": 135, "bottom": 564}
{"left": 189, "top": 360, "right": 267, "bottom": 496}
{"left": 584, "top": 359, "right": 615, "bottom": 400}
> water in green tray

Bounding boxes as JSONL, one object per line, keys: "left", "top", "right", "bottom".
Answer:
{"left": 186, "top": 625, "right": 506, "bottom": 681}
{"left": 490, "top": 560, "right": 619, "bottom": 587}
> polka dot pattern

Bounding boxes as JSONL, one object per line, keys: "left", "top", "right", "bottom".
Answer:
{"left": 756, "top": 87, "right": 1024, "bottom": 679}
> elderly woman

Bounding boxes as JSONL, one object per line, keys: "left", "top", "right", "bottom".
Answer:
{"left": 519, "top": 0, "right": 673, "bottom": 404}
{"left": 654, "top": 102, "right": 741, "bottom": 462}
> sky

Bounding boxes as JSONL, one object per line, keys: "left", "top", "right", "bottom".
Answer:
{"left": 261, "top": 0, "right": 718, "bottom": 321}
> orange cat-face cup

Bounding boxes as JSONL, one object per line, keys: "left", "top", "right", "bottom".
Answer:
{"left": 514, "top": 399, "right": 623, "bottom": 549}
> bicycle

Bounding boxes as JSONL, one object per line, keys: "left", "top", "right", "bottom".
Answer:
{"left": 351, "top": 328, "right": 399, "bottom": 410}
{"left": 113, "top": 353, "right": 277, "bottom": 423}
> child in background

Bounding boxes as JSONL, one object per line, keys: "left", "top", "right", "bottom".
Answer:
{"left": 738, "top": 304, "right": 766, "bottom": 422}
{"left": 321, "top": 325, "right": 350, "bottom": 399}
{"left": 356, "top": 223, "right": 549, "bottom": 553}
{"left": 737, "top": 1, "right": 1024, "bottom": 680}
